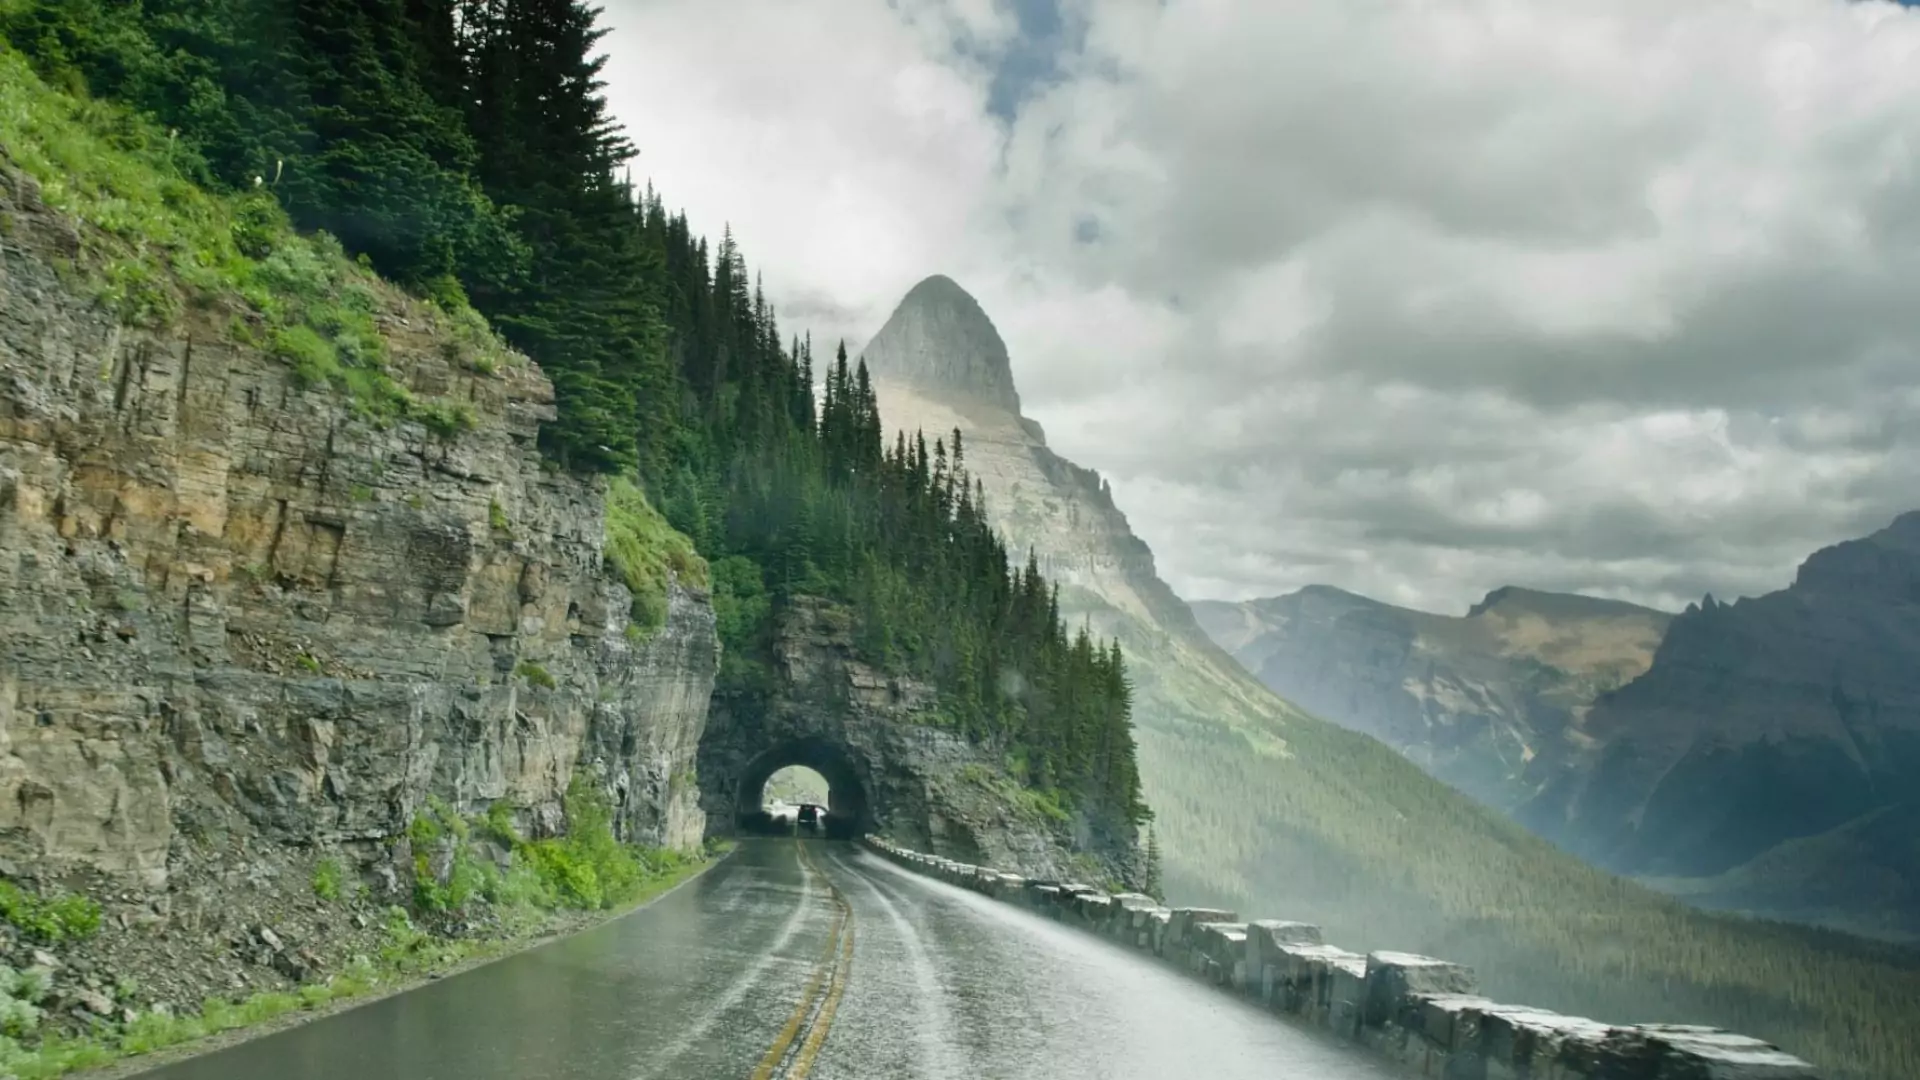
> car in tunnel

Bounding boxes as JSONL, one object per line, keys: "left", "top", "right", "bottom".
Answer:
{"left": 796, "top": 803, "right": 820, "bottom": 831}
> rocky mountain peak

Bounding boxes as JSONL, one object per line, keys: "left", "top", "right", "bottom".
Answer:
{"left": 1466, "top": 584, "right": 1669, "bottom": 621}
{"left": 1466, "top": 585, "right": 1533, "bottom": 618}
{"left": 1259, "top": 584, "right": 1380, "bottom": 617}
{"left": 1791, "top": 510, "right": 1920, "bottom": 599}
{"left": 859, "top": 274, "right": 1022, "bottom": 414}
{"left": 1195, "top": 581, "right": 1675, "bottom": 817}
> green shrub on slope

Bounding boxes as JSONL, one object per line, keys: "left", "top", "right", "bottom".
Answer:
{"left": 0, "top": 46, "right": 503, "bottom": 428}
{"left": 604, "top": 477, "right": 709, "bottom": 638}
{"left": 0, "top": 883, "right": 100, "bottom": 946}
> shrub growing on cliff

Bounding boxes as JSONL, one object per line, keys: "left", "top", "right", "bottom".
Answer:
{"left": 505, "top": 779, "right": 652, "bottom": 913}
{"left": 471, "top": 805, "right": 556, "bottom": 911}
{"left": 408, "top": 798, "right": 485, "bottom": 914}
{"left": 0, "top": 965, "right": 52, "bottom": 1039}
{"left": 398, "top": 786, "right": 673, "bottom": 917}
{"left": 415, "top": 401, "right": 475, "bottom": 439}
{"left": 482, "top": 802, "right": 519, "bottom": 846}
{"left": 603, "top": 478, "right": 707, "bottom": 639}
{"left": 0, "top": 43, "right": 500, "bottom": 438}
{"left": 100, "top": 257, "right": 178, "bottom": 328}
{"left": 513, "top": 661, "right": 556, "bottom": 690}
{"left": 0, "top": 881, "right": 101, "bottom": 945}
{"left": 311, "top": 858, "right": 345, "bottom": 902}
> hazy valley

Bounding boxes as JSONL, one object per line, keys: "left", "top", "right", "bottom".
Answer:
{"left": 1192, "top": 515, "right": 1920, "bottom": 945}
{"left": 1190, "top": 584, "right": 1672, "bottom": 815}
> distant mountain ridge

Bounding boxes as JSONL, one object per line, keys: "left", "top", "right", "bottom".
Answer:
{"left": 1190, "top": 584, "right": 1673, "bottom": 813}
{"left": 1192, "top": 515, "right": 1920, "bottom": 942}
{"left": 1519, "top": 511, "right": 1920, "bottom": 940}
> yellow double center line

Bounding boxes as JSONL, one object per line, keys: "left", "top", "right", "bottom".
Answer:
{"left": 749, "top": 840, "right": 855, "bottom": 1080}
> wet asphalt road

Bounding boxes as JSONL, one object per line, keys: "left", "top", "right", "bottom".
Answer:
{"left": 133, "top": 839, "right": 1400, "bottom": 1080}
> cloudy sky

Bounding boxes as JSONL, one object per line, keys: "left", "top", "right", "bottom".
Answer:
{"left": 598, "top": 0, "right": 1920, "bottom": 615}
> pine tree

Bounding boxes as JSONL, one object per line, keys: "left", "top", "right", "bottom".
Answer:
{"left": 2, "top": 0, "right": 519, "bottom": 288}
{"left": 459, "top": 0, "right": 670, "bottom": 472}
{"left": 1144, "top": 826, "right": 1163, "bottom": 901}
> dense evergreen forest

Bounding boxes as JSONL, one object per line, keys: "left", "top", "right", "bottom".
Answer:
{"left": 0, "top": 0, "right": 1147, "bottom": 835}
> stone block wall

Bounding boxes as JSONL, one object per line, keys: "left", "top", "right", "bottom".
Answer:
{"left": 864, "top": 836, "right": 1823, "bottom": 1080}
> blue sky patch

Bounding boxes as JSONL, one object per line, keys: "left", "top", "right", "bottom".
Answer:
{"left": 985, "top": 0, "right": 1077, "bottom": 121}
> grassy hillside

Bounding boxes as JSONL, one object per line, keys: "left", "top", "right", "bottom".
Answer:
{"left": 0, "top": 44, "right": 507, "bottom": 426}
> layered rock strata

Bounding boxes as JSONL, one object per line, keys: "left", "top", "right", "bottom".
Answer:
{"left": 867, "top": 836, "right": 1822, "bottom": 1080}
{"left": 0, "top": 155, "right": 717, "bottom": 1010}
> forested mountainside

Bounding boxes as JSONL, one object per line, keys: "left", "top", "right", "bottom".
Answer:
{"left": 857, "top": 277, "right": 1920, "bottom": 1080}
{"left": 0, "top": 0, "right": 1146, "bottom": 838}
{"left": 1190, "top": 585, "right": 1673, "bottom": 814}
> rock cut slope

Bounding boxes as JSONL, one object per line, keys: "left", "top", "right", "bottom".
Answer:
{"left": 0, "top": 143, "right": 721, "bottom": 1017}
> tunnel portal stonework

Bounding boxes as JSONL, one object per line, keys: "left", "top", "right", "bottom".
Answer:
{"left": 733, "top": 738, "right": 872, "bottom": 829}
{"left": 695, "top": 597, "right": 1135, "bottom": 884}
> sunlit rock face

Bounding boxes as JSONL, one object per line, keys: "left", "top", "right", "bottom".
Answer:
{"left": 859, "top": 274, "right": 1022, "bottom": 415}
{"left": 1191, "top": 585, "right": 1673, "bottom": 815}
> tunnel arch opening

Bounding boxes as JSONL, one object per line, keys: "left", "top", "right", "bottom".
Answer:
{"left": 762, "top": 766, "right": 830, "bottom": 809}
{"left": 734, "top": 737, "right": 869, "bottom": 840}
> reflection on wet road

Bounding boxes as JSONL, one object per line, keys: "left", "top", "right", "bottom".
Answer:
{"left": 134, "top": 839, "right": 1399, "bottom": 1080}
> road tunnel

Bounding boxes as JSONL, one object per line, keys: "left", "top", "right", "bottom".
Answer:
{"left": 733, "top": 737, "right": 869, "bottom": 840}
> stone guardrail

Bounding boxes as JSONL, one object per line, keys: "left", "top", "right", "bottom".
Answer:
{"left": 862, "top": 835, "right": 1821, "bottom": 1079}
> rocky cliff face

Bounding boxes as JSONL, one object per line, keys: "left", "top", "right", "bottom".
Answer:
{"left": 0, "top": 156, "right": 717, "bottom": 940}
{"left": 1190, "top": 586, "right": 1672, "bottom": 813}
{"left": 696, "top": 597, "right": 1139, "bottom": 887}
{"left": 859, "top": 275, "right": 1023, "bottom": 415}
{"left": 1517, "top": 512, "right": 1920, "bottom": 939}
